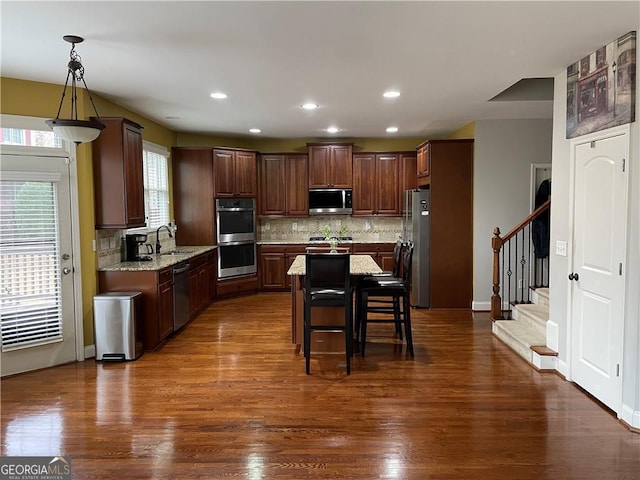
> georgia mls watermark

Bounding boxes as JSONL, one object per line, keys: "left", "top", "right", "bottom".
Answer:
{"left": 0, "top": 456, "right": 71, "bottom": 480}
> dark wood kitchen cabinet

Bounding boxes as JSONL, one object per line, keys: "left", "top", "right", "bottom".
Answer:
{"left": 214, "top": 148, "right": 257, "bottom": 197}
{"left": 259, "top": 154, "right": 308, "bottom": 216}
{"left": 421, "top": 138, "right": 474, "bottom": 309}
{"left": 307, "top": 143, "right": 353, "bottom": 188}
{"left": 172, "top": 147, "right": 215, "bottom": 246}
{"left": 259, "top": 244, "right": 307, "bottom": 291}
{"left": 92, "top": 117, "right": 145, "bottom": 229}
{"left": 352, "top": 153, "right": 400, "bottom": 216}
{"left": 98, "top": 267, "right": 174, "bottom": 351}
{"left": 352, "top": 243, "right": 396, "bottom": 271}
{"left": 189, "top": 252, "right": 211, "bottom": 319}
{"left": 417, "top": 142, "right": 430, "bottom": 186}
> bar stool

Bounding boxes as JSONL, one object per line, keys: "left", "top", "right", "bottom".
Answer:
{"left": 357, "top": 243, "right": 414, "bottom": 357}
{"left": 303, "top": 253, "right": 352, "bottom": 375}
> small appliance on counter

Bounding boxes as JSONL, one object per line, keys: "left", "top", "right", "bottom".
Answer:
{"left": 125, "top": 233, "right": 153, "bottom": 262}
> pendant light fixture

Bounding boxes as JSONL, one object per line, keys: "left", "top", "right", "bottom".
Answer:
{"left": 46, "top": 35, "right": 104, "bottom": 144}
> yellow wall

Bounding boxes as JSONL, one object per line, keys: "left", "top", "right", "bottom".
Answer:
{"left": 1, "top": 76, "right": 467, "bottom": 348}
{"left": 448, "top": 121, "right": 476, "bottom": 139}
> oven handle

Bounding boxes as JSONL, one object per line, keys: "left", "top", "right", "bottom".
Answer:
{"left": 217, "top": 207, "right": 254, "bottom": 212}
{"left": 218, "top": 240, "right": 255, "bottom": 246}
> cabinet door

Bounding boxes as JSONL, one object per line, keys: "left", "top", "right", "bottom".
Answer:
{"left": 376, "top": 154, "right": 400, "bottom": 215}
{"left": 207, "top": 252, "right": 217, "bottom": 302}
{"left": 286, "top": 155, "right": 309, "bottom": 216}
{"left": 378, "top": 244, "right": 397, "bottom": 272}
{"left": 308, "top": 145, "right": 330, "bottom": 188}
{"left": 261, "top": 253, "right": 286, "bottom": 290}
{"left": 330, "top": 145, "right": 353, "bottom": 187}
{"left": 214, "top": 149, "right": 235, "bottom": 197}
{"left": 172, "top": 148, "right": 215, "bottom": 246}
{"left": 158, "top": 279, "right": 174, "bottom": 340}
{"left": 123, "top": 124, "right": 146, "bottom": 226}
{"left": 400, "top": 153, "right": 417, "bottom": 205}
{"left": 235, "top": 151, "right": 257, "bottom": 197}
{"left": 352, "top": 153, "right": 376, "bottom": 215}
{"left": 260, "top": 155, "right": 286, "bottom": 215}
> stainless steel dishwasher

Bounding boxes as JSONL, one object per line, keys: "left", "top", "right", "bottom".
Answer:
{"left": 173, "top": 261, "right": 190, "bottom": 331}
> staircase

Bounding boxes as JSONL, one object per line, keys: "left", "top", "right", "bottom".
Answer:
{"left": 492, "top": 287, "right": 557, "bottom": 370}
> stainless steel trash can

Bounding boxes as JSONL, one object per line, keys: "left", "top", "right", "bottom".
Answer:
{"left": 93, "top": 292, "right": 143, "bottom": 361}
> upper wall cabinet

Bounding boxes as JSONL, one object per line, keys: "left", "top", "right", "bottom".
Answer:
{"left": 92, "top": 117, "right": 145, "bottom": 229}
{"left": 307, "top": 143, "right": 353, "bottom": 188}
{"left": 214, "top": 148, "right": 257, "bottom": 197}
{"left": 172, "top": 147, "right": 215, "bottom": 246}
{"left": 416, "top": 141, "right": 431, "bottom": 187}
{"left": 352, "top": 153, "right": 400, "bottom": 216}
{"left": 259, "top": 154, "right": 308, "bottom": 217}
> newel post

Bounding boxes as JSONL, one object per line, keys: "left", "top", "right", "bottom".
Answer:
{"left": 491, "top": 227, "right": 503, "bottom": 320}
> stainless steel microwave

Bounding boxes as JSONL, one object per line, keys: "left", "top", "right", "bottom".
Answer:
{"left": 309, "top": 188, "right": 353, "bottom": 215}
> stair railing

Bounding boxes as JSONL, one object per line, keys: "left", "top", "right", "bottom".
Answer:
{"left": 491, "top": 199, "right": 550, "bottom": 320}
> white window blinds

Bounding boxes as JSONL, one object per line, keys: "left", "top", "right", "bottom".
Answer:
{"left": 0, "top": 179, "right": 63, "bottom": 351}
{"left": 143, "top": 142, "right": 170, "bottom": 229}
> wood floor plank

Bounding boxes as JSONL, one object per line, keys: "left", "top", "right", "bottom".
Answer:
{"left": 1, "top": 293, "right": 639, "bottom": 479}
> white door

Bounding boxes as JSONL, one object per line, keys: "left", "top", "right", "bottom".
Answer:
{"left": 570, "top": 130, "right": 628, "bottom": 412}
{"left": 0, "top": 154, "right": 77, "bottom": 376}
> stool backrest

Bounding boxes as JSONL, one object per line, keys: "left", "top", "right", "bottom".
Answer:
{"left": 392, "top": 239, "right": 403, "bottom": 277}
{"left": 304, "top": 253, "right": 350, "bottom": 291}
{"left": 402, "top": 242, "right": 415, "bottom": 288}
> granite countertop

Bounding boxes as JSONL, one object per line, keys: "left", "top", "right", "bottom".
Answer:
{"left": 99, "top": 246, "right": 217, "bottom": 272}
{"left": 287, "top": 254, "right": 382, "bottom": 276}
{"left": 258, "top": 240, "right": 397, "bottom": 245}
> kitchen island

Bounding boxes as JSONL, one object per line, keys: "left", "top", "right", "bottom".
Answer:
{"left": 287, "top": 254, "right": 382, "bottom": 353}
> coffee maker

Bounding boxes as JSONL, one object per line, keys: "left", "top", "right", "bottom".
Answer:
{"left": 125, "top": 234, "right": 152, "bottom": 261}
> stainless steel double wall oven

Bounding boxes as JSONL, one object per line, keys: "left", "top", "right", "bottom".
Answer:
{"left": 216, "top": 198, "right": 257, "bottom": 279}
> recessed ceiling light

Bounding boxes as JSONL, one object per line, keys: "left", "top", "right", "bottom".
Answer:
{"left": 210, "top": 92, "right": 228, "bottom": 99}
{"left": 302, "top": 103, "right": 319, "bottom": 110}
{"left": 383, "top": 90, "right": 401, "bottom": 98}
{"left": 249, "top": 128, "right": 261, "bottom": 134}
{"left": 386, "top": 126, "right": 399, "bottom": 133}
{"left": 326, "top": 126, "right": 340, "bottom": 134}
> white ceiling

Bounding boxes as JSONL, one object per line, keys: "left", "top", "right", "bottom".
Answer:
{"left": 1, "top": 1, "right": 638, "bottom": 139}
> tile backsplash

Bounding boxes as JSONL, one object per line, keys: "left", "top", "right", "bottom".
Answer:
{"left": 258, "top": 216, "right": 402, "bottom": 243}
{"left": 96, "top": 216, "right": 402, "bottom": 268}
{"left": 96, "top": 229, "right": 176, "bottom": 269}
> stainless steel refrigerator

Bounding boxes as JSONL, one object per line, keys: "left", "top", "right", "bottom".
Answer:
{"left": 403, "top": 189, "right": 430, "bottom": 308}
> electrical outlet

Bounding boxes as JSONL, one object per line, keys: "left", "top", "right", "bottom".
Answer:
{"left": 292, "top": 222, "right": 297, "bottom": 231}
{"left": 264, "top": 222, "right": 270, "bottom": 231}
{"left": 556, "top": 240, "right": 567, "bottom": 257}
{"left": 364, "top": 221, "right": 371, "bottom": 231}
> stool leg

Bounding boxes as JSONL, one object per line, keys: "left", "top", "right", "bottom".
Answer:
{"left": 354, "top": 286, "right": 361, "bottom": 344}
{"left": 345, "top": 297, "right": 352, "bottom": 375}
{"left": 304, "top": 301, "right": 311, "bottom": 374}
{"left": 360, "top": 291, "right": 368, "bottom": 357}
{"left": 403, "top": 293, "right": 414, "bottom": 357}
{"left": 393, "top": 296, "right": 403, "bottom": 340}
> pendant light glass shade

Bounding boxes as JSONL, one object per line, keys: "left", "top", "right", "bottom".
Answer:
{"left": 46, "top": 35, "right": 104, "bottom": 144}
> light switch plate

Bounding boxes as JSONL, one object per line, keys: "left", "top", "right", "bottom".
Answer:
{"left": 556, "top": 240, "right": 567, "bottom": 257}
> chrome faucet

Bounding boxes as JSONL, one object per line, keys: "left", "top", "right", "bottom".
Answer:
{"left": 155, "top": 225, "right": 174, "bottom": 254}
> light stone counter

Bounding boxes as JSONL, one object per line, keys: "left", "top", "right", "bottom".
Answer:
{"left": 287, "top": 254, "right": 382, "bottom": 276}
{"left": 99, "top": 246, "right": 216, "bottom": 272}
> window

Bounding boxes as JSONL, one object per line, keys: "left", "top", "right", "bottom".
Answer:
{"left": 0, "top": 178, "right": 63, "bottom": 351}
{"left": 0, "top": 127, "right": 62, "bottom": 148}
{"left": 143, "top": 142, "right": 170, "bottom": 229}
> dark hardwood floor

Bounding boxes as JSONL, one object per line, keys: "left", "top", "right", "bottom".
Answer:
{"left": 2, "top": 293, "right": 639, "bottom": 479}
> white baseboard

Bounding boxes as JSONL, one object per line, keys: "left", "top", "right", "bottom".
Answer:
{"left": 620, "top": 403, "right": 640, "bottom": 429}
{"left": 84, "top": 344, "right": 95, "bottom": 359}
{"left": 546, "top": 319, "right": 559, "bottom": 352}
{"left": 472, "top": 300, "right": 491, "bottom": 311}
{"left": 557, "top": 358, "right": 568, "bottom": 378}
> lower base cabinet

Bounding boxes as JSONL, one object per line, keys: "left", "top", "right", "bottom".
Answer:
{"left": 352, "top": 243, "right": 396, "bottom": 271}
{"left": 189, "top": 252, "right": 216, "bottom": 319}
{"left": 259, "top": 245, "right": 307, "bottom": 291}
{"left": 216, "top": 274, "right": 259, "bottom": 298}
{"left": 98, "top": 267, "right": 174, "bottom": 351}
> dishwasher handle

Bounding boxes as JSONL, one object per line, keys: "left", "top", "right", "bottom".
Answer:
{"left": 173, "top": 263, "right": 190, "bottom": 274}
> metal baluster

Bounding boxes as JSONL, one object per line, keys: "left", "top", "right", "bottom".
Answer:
{"left": 507, "top": 240, "right": 512, "bottom": 319}
{"left": 526, "top": 224, "right": 531, "bottom": 303}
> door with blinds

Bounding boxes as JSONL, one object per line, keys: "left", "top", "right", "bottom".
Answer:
{"left": 1, "top": 154, "right": 77, "bottom": 376}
